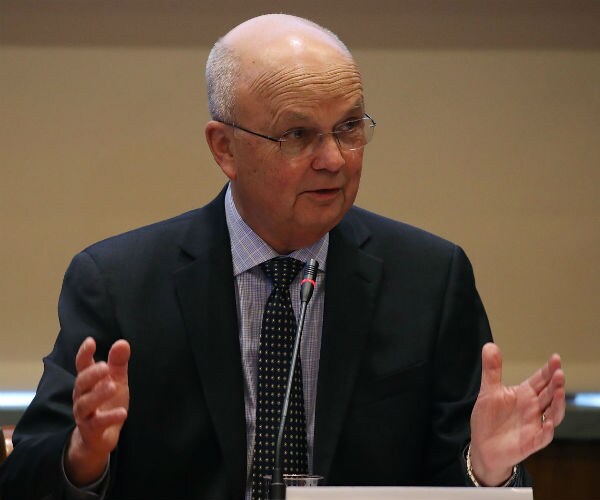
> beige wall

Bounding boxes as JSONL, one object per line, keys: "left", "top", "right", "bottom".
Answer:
{"left": 1, "top": 2, "right": 599, "bottom": 391}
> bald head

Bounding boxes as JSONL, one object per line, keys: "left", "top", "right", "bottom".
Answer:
{"left": 206, "top": 14, "right": 357, "bottom": 122}
{"left": 223, "top": 14, "right": 351, "bottom": 60}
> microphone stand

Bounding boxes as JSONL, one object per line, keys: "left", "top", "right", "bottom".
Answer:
{"left": 270, "top": 259, "right": 319, "bottom": 500}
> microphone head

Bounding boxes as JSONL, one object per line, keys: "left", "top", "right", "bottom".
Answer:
{"left": 304, "top": 258, "right": 319, "bottom": 280}
{"left": 300, "top": 259, "right": 319, "bottom": 303}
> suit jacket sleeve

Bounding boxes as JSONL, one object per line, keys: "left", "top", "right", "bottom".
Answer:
{"left": 1, "top": 195, "right": 244, "bottom": 500}
{"left": 426, "top": 244, "right": 492, "bottom": 485}
{"left": 0, "top": 250, "right": 121, "bottom": 500}
{"left": 321, "top": 210, "right": 531, "bottom": 487}
{"left": 422, "top": 245, "right": 529, "bottom": 486}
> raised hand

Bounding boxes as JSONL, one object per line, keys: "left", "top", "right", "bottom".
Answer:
{"left": 65, "top": 337, "right": 131, "bottom": 486}
{"left": 469, "top": 342, "right": 566, "bottom": 486}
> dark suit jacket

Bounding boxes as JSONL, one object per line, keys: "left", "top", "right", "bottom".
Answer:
{"left": 0, "top": 188, "right": 522, "bottom": 499}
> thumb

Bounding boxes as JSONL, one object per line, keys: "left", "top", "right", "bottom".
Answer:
{"left": 480, "top": 342, "right": 503, "bottom": 391}
{"left": 107, "top": 340, "right": 130, "bottom": 379}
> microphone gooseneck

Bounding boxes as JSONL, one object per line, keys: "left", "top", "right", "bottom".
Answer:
{"left": 270, "top": 259, "right": 319, "bottom": 500}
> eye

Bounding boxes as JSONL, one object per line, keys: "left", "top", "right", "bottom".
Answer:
{"left": 336, "top": 119, "right": 362, "bottom": 133}
{"left": 281, "top": 128, "right": 306, "bottom": 140}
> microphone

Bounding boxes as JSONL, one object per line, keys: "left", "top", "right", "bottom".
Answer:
{"left": 300, "top": 259, "right": 318, "bottom": 304}
{"left": 270, "top": 259, "right": 319, "bottom": 500}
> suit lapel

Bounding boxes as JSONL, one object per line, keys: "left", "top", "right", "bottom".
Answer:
{"left": 313, "top": 211, "right": 383, "bottom": 482}
{"left": 173, "top": 191, "right": 246, "bottom": 499}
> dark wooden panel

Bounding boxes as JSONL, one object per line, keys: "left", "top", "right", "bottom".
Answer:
{"left": 525, "top": 440, "right": 598, "bottom": 500}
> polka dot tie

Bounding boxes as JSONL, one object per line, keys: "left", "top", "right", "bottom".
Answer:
{"left": 251, "top": 257, "right": 308, "bottom": 500}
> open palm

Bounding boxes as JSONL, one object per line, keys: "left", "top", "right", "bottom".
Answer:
{"left": 469, "top": 343, "right": 565, "bottom": 485}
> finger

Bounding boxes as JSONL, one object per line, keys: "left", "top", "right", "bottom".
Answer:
{"left": 75, "top": 337, "right": 97, "bottom": 373}
{"left": 533, "top": 417, "right": 555, "bottom": 453}
{"left": 107, "top": 340, "right": 131, "bottom": 379}
{"left": 78, "top": 407, "right": 128, "bottom": 439}
{"left": 96, "top": 407, "right": 128, "bottom": 426}
{"left": 537, "top": 367, "right": 566, "bottom": 411}
{"left": 527, "top": 353, "right": 562, "bottom": 395}
{"left": 72, "top": 362, "right": 109, "bottom": 401}
{"left": 480, "top": 342, "right": 503, "bottom": 391}
{"left": 73, "top": 379, "right": 117, "bottom": 421}
{"left": 546, "top": 382, "right": 567, "bottom": 427}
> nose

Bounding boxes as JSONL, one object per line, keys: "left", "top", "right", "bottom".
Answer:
{"left": 311, "top": 133, "right": 345, "bottom": 171}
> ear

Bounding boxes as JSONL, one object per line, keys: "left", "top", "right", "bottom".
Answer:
{"left": 205, "top": 121, "right": 237, "bottom": 180}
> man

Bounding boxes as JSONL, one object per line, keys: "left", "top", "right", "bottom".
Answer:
{"left": 0, "top": 14, "right": 565, "bottom": 500}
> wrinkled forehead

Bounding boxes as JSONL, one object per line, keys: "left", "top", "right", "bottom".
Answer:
{"left": 227, "top": 23, "right": 364, "bottom": 121}
{"left": 246, "top": 61, "right": 364, "bottom": 120}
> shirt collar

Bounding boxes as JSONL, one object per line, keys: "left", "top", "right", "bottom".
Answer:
{"left": 224, "top": 184, "right": 328, "bottom": 277}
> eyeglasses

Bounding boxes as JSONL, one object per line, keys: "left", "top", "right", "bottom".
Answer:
{"left": 216, "top": 113, "right": 376, "bottom": 157}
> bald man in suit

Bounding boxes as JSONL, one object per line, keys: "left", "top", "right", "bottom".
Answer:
{"left": 0, "top": 14, "right": 565, "bottom": 500}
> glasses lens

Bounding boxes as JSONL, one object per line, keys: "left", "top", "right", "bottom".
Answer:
{"left": 337, "top": 117, "right": 375, "bottom": 151}
{"left": 280, "top": 128, "right": 318, "bottom": 156}
{"left": 279, "top": 116, "right": 376, "bottom": 156}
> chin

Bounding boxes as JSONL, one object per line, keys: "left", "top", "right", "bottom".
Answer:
{"left": 299, "top": 216, "right": 343, "bottom": 242}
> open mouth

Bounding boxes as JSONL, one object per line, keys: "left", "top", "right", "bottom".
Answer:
{"left": 303, "top": 188, "right": 341, "bottom": 202}
{"left": 312, "top": 188, "right": 339, "bottom": 194}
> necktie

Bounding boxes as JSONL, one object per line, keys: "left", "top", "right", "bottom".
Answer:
{"left": 251, "top": 257, "right": 308, "bottom": 500}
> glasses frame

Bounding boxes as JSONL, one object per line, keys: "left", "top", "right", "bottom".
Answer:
{"left": 215, "top": 113, "right": 376, "bottom": 155}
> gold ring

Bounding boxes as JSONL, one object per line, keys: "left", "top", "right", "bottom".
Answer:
{"left": 541, "top": 413, "right": 547, "bottom": 424}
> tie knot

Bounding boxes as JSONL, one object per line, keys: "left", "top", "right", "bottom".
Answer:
{"left": 261, "top": 257, "right": 303, "bottom": 289}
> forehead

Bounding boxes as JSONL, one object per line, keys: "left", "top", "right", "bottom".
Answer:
{"left": 243, "top": 62, "right": 364, "bottom": 124}
{"left": 225, "top": 17, "right": 364, "bottom": 123}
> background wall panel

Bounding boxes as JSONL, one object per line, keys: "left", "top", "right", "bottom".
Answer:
{"left": 1, "top": 1, "right": 598, "bottom": 391}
